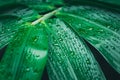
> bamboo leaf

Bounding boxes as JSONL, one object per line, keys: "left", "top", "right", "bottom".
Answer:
{"left": 45, "top": 19, "right": 106, "bottom": 80}
{"left": 0, "top": 16, "right": 23, "bottom": 49}
{"left": 0, "top": 1, "right": 120, "bottom": 80}
{"left": 0, "top": 23, "right": 48, "bottom": 80}
{"left": 56, "top": 5, "right": 120, "bottom": 73}
{"left": 0, "top": 5, "right": 40, "bottom": 50}
{"left": 0, "top": 4, "right": 40, "bottom": 22}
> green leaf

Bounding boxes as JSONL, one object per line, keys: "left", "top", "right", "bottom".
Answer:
{"left": 0, "top": 16, "right": 23, "bottom": 49}
{"left": 0, "top": 5, "right": 40, "bottom": 50}
{"left": 56, "top": 5, "right": 120, "bottom": 73}
{"left": 0, "top": 23, "right": 48, "bottom": 80}
{"left": 45, "top": 19, "right": 106, "bottom": 80}
{"left": 0, "top": 4, "right": 40, "bottom": 22}
{"left": 0, "top": 1, "right": 120, "bottom": 80}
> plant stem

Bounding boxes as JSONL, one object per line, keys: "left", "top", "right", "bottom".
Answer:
{"left": 31, "top": 7, "right": 62, "bottom": 25}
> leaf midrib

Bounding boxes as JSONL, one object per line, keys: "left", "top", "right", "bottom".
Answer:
{"left": 31, "top": 7, "right": 61, "bottom": 25}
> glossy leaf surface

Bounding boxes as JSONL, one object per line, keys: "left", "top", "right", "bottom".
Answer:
{"left": 0, "top": 16, "right": 23, "bottom": 49}
{"left": 0, "top": 0, "right": 120, "bottom": 80}
{"left": 0, "top": 5, "right": 40, "bottom": 22}
{"left": 0, "top": 5, "right": 40, "bottom": 49}
{"left": 46, "top": 19, "right": 106, "bottom": 80}
{"left": 56, "top": 5, "right": 120, "bottom": 73}
{"left": 0, "top": 23, "right": 48, "bottom": 80}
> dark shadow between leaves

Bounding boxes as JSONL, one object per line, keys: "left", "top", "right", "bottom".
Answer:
{"left": 84, "top": 40, "right": 120, "bottom": 80}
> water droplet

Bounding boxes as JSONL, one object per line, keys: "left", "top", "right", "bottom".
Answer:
{"left": 58, "top": 38, "right": 63, "bottom": 41}
{"left": 86, "top": 58, "right": 91, "bottom": 64}
{"left": 81, "top": 48, "right": 86, "bottom": 53}
{"left": 88, "top": 28, "right": 93, "bottom": 30}
{"left": 26, "top": 68, "right": 30, "bottom": 72}
{"left": 111, "top": 46, "right": 115, "bottom": 50}
{"left": 78, "top": 24, "right": 82, "bottom": 26}
{"left": 7, "top": 29, "right": 10, "bottom": 31}
{"left": 107, "top": 25, "right": 111, "bottom": 28}
{"left": 32, "top": 36, "right": 39, "bottom": 42}
{"left": 56, "top": 53, "right": 60, "bottom": 56}
{"left": 58, "top": 60, "right": 63, "bottom": 64}
{"left": 100, "top": 29, "right": 104, "bottom": 32}
{"left": 10, "top": 35, "right": 13, "bottom": 38}
{"left": 53, "top": 43, "right": 59, "bottom": 46}
{"left": 70, "top": 51, "right": 75, "bottom": 56}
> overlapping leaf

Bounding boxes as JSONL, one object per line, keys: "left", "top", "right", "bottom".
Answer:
{"left": 0, "top": 16, "right": 23, "bottom": 49}
{"left": 45, "top": 19, "right": 106, "bottom": 80}
{"left": 0, "top": 4, "right": 40, "bottom": 22}
{"left": 0, "top": 23, "right": 48, "bottom": 80}
{"left": 0, "top": 0, "right": 120, "bottom": 80}
{"left": 56, "top": 5, "right": 120, "bottom": 73}
{"left": 0, "top": 4, "right": 40, "bottom": 49}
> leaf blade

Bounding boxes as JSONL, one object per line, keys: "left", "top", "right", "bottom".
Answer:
{"left": 0, "top": 16, "right": 23, "bottom": 49}
{"left": 56, "top": 6, "right": 120, "bottom": 73}
{"left": 46, "top": 18, "right": 106, "bottom": 80}
{"left": 0, "top": 23, "right": 48, "bottom": 80}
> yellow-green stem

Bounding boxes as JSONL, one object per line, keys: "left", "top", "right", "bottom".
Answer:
{"left": 31, "top": 7, "right": 62, "bottom": 25}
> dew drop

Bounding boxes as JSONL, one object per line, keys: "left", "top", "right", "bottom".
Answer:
{"left": 59, "top": 38, "right": 63, "bottom": 41}
{"left": 56, "top": 53, "right": 60, "bottom": 56}
{"left": 79, "top": 23, "right": 82, "bottom": 26}
{"left": 26, "top": 68, "right": 30, "bottom": 72}
{"left": 7, "top": 29, "right": 10, "bottom": 31}
{"left": 10, "top": 35, "right": 13, "bottom": 38}
{"left": 86, "top": 58, "right": 91, "bottom": 64}
{"left": 111, "top": 46, "right": 115, "bottom": 50}
{"left": 107, "top": 25, "right": 111, "bottom": 28}
{"left": 88, "top": 28, "right": 93, "bottom": 30}
{"left": 58, "top": 60, "right": 63, "bottom": 65}
{"left": 53, "top": 43, "right": 59, "bottom": 46}
{"left": 32, "top": 36, "right": 39, "bottom": 42}
{"left": 100, "top": 29, "right": 104, "bottom": 32}
{"left": 70, "top": 51, "right": 75, "bottom": 56}
{"left": 81, "top": 48, "right": 86, "bottom": 53}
